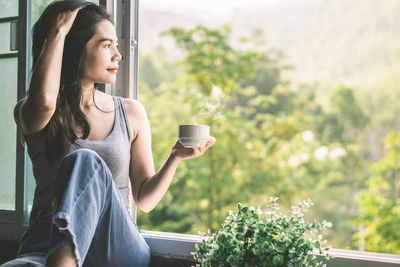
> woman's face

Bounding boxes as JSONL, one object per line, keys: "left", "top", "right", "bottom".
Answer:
{"left": 80, "top": 20, "right": 121, "bottom": 84}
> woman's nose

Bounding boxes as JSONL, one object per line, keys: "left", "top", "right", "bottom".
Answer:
{"left": 113, "top": 49, "right": 122, "bottom": 61}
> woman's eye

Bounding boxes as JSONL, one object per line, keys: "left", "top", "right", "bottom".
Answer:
{"left": 105, "top": 44, "right": 112, "bottom": 48}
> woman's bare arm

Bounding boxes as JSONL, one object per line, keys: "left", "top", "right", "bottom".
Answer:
{"left": 17, "top": 8, "right": 81, "bottom": 135}
{"left": 126, "top": 99, "right": 215, "bottom": 213}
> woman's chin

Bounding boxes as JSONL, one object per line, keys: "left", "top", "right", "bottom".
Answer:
{"left": 96, "top": 78, "right": 116, "bottom": 84}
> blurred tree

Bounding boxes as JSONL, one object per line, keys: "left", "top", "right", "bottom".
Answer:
{"left": 330, "top": 86, "right": 369, "bottom": 141}
{"left": 136, "top": 24, "right": 387, "bottom": 253}
{"left": 139, "top": 54, "right": 165, "bottom": 89}
{"left": 138, "top": 25, "right": 295, "bottom": 232}
{"left": 139, "top": 46, "right": 181, "bottom": 93}
{"left": 161, "top": 25, "right": 261, "bottom": 95}
{"left": 356, "top": 131, "right": 400, "bottom": 253}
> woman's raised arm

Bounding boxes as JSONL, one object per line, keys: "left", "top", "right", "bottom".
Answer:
{"left": 16, "top": 8, "right": 81, "bottom": 135}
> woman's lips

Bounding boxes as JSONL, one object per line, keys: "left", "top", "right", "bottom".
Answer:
{"left": 107, "top": 68, "right": 118, "bottom": 73}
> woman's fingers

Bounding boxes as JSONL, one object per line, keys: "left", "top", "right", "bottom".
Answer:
{"left": 205, "top": 136, "right": 216, "bottom": 148}
{"left": 203, "top": 136, "right": 216, "bottom": 152}
{"left": 191, "top": 137, "right": 216, "bottom": 155}
{"left": 172, "top": 136, "right": 216, "bottom": 160}
{"left": 50, "top": 7, "right": 82, "bottom": 37}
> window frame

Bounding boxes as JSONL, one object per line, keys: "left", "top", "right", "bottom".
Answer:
{"left": 141, "top": 231, "right": 400, "bottom": 266}
{"left": 0, "top": 0, "right": 30, "bottom": 227}
{"left": 0, "top": 0, "right": 399, "bottom": 266}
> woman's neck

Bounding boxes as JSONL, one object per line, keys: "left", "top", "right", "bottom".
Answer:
{"left": 80, "top": 81, "right": 96, "bottom": 107}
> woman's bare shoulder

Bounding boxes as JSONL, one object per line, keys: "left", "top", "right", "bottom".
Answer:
{"left": 122, "top": 98, "right": 147, "bottom": 119}
{"left": 122, "top": 98, "right": 149, "bottom": 141}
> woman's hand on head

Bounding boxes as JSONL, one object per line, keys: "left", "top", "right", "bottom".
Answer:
{"left": 171, "top": 136, "right": 216, "bottom": 161}
{"left": 49, "top": 7, "right": 82, "bottom": 37}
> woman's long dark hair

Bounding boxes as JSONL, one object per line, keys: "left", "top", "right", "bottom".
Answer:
{"left": 31, "top": 0, "right": 113, "bottom": 162}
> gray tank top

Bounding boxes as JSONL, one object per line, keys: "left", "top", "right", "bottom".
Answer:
{"left": 30, "top": 96, "right": 135, "bottom": 219}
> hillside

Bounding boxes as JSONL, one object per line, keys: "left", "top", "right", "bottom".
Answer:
{"left": 139, "top": 0, "right": 400, "bottom": 87}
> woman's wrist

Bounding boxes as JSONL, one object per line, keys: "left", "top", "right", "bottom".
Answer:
{"left": 47, "top": 28, "right": 67, "bottom": 41}
{"left": 170, "top": 149, "right": 182, "bottom": 163}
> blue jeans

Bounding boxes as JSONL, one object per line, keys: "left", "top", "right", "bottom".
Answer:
{"left": 1, "top": 149, "right": 151, "bottom": 267}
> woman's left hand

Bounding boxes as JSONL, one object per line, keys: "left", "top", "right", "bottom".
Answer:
{"left": 171, "top": 136, "right": 216, "bottom": 161}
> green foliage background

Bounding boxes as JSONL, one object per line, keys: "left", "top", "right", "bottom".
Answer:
{"left": 136, "top": 24, "right": 400, "bottom": 254}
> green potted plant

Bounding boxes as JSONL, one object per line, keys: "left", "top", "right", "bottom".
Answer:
{"left": 194, "top": 197, "right": 332, "bottom": 267}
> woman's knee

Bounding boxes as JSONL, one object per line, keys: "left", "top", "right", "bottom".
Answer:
{"left": 62, "top": 149, "right": 102, "bottom": 166}
{"left": 54, "top": 148, "right": 112, "bottom": 198}
{"left": 59, "top": 149, "right": 110, "bottom": 180}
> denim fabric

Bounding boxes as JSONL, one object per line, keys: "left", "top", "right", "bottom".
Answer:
{"left": 1, "top": 149, "right": 151, "bottom": 267}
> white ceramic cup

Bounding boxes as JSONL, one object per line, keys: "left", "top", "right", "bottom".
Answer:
{"left": 179, "top": 124, "right": 210, "bottom": 148}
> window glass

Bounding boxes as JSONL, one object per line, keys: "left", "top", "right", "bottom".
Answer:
{"left": 0, "top": 23, "right": 14, "bottom": 54}
{"left": 137, "top": 0, "right": 400, "bottom": 254}
{"left": 31, "top": 0, "right": 54, "bottom": 26}
{"left": 0, "top": 0, "right": 17, "bottom": 18}
{"left": 0, "top": 57, "right": 18, "bottom": 210}
{"left": 0, "top": 0, "right": 19, "bottom": 211}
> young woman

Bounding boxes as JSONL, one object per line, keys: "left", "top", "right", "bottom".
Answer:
{"left": 2, "top": 1, "right": 215, "bottom": 266}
